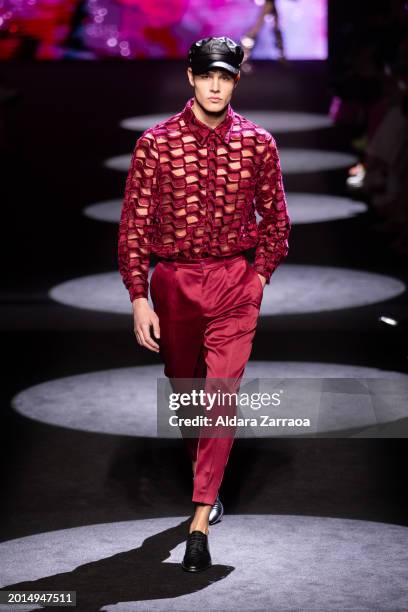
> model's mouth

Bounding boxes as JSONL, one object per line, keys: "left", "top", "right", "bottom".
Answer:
{"left": 209, "top": 97, "right": 222, "bottom": 102}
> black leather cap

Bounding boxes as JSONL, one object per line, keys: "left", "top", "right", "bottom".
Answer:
{"left": 188, "top": 36, "right": 244, "bottom": 76}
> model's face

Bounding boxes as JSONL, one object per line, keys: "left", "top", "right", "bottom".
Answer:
{"left": 187, "top": 67, "right": 239, "bottom": 113}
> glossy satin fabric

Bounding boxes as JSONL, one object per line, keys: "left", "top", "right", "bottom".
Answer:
{"left": 118, "top": 96, "right": 291, "bottom": 301}
{"left": 150, "top": 253, "right": 263, "bottom": 505}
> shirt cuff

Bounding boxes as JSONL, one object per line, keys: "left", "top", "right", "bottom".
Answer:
{"left": 129, "top": 284, "right": 148, "bottom": 302}
{"left": 253, "top": 264, "right": 275, "bottom": 285}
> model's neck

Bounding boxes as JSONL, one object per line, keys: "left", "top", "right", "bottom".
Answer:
{"left": 191, "top": 97, "right": 228, "bottom": 130}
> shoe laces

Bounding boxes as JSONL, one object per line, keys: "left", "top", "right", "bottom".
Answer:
{"left": 187, "top": 531, "right": 207, "bottom": 554}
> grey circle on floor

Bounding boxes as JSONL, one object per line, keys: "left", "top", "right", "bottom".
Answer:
{"left": 11, "top": 363, "right": 408, "bottom": 438}
{"left": 120, "top": 110, "right": 334, "bottom": 133}
{"left": 104, "top": 150, "right": 358, "bottom": 174}
{"left": 83, "top": 193, "right": 367, "bottom": 225}
{"left": 0, "top": 515, "right": 407, "bottom": 611}
{"left": 48, "top": 266, "right": 405, "bottom": 315}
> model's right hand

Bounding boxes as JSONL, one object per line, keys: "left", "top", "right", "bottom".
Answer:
{"left": 132, "top": 297, "right": 160, "bottom": 353}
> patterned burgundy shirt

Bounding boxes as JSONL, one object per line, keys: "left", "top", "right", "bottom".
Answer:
{"left": 118, "top": 96, "right": 291, "bottom": 302}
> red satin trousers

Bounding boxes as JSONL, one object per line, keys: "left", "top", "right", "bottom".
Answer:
{"left": 150, "top": 252, "right": 263, "bottom": 505}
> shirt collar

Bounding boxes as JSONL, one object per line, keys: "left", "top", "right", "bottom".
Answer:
{"left": 181, "top": 96, "right": 235, "bottom": 145}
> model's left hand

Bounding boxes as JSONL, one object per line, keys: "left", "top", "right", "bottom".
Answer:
{"left": 257, "top": 273, "right": 266, "bottom": 288}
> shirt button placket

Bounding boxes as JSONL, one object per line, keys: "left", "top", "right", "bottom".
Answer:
{"left": 205, "top": 133, "right": 217, "bottom": 246}
{"left": 208, "top": 133, "right": 216, "bottom": 199}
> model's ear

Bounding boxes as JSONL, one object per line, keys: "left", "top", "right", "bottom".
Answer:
{"left": 234, "top": 72, "right": 241, "bottom": 87}
{"left": 187, "top": 67, "right": 195, "bottom": 87}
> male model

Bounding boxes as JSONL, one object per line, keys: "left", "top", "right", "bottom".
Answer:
{"left": 118, "top": 36, "right": 291, "bottom": 572}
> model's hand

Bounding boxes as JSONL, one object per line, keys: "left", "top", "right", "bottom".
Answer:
{"left": 132, "top": 298, "right": 160, "bottom": 353}
{"left": 257, "top": 273, "right": 266, "bottom": 288}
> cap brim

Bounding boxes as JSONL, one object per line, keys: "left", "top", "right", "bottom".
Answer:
{"left": 192, "top": 60, "right": 239, "bottom": 76}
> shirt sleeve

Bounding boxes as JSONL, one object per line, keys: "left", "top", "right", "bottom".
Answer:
{"left": 253, "top": 134, "right": 291, "bottom": 284}
{"left": 118, "top": 130, "right": 160, "bottom": 302}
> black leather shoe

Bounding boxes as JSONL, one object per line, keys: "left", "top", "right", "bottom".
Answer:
{"left": 181, "top": 530, "right": 212, "bottom": 572}
{"left": 209, "top": 493, "right": 224, "bottom": 525}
